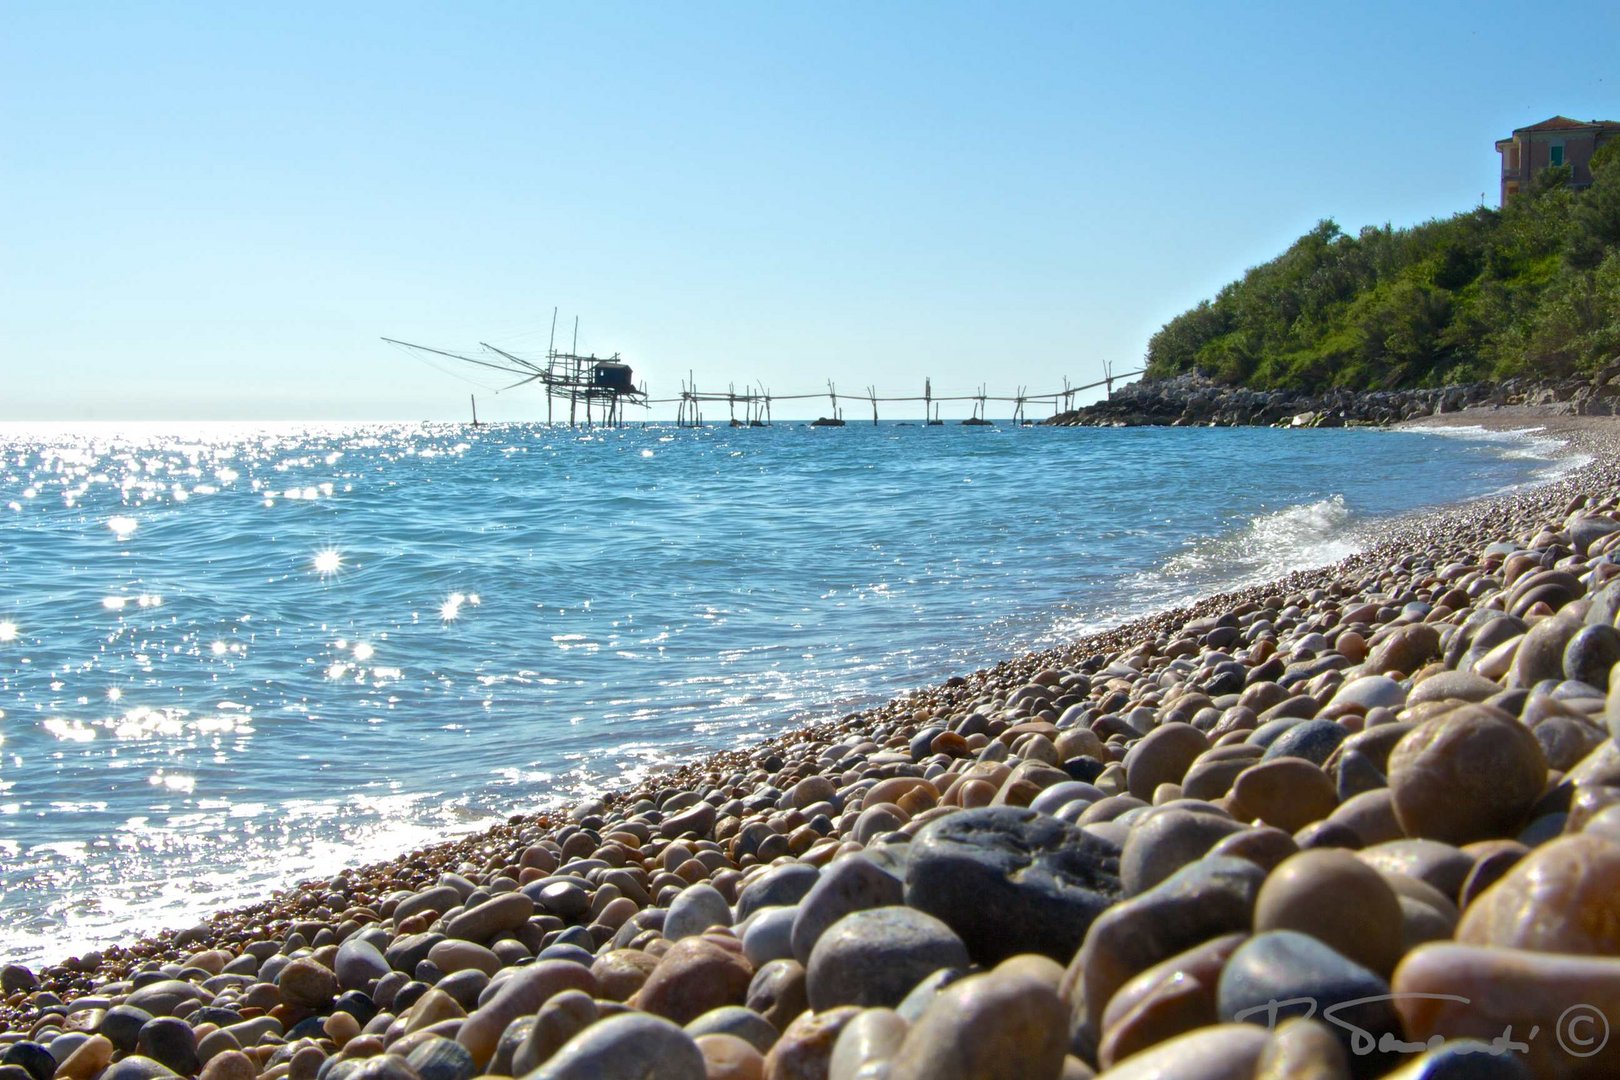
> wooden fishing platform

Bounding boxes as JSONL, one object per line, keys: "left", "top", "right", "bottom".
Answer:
{"left": 387, "top": 318, "right": 1140, "bottom": 427}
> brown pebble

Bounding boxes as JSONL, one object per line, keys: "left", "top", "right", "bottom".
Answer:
{"left": 1229, "top": 759, "right": 1338, "bottom": 833}
{"left": 1457, "top": 833, "right": 1620, "bottom": 952}
{"left": 1387, "top": 705, "right": 1547, "bottom": 845}
{"left": 1254, "top": 849, "right": 1405, "bottom": 977}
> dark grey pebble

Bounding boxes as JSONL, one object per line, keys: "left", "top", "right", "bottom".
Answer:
{"left": 790, "top": 852, "right": 903, "bottom": 964}
{"left": 805, "top": 906, "right": 970, "bottom": 1010}
{"left": 904, "top": 806, "right": 1122, "bottom": 964}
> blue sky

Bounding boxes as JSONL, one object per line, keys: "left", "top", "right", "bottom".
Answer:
{"left": 3, "top": 1, "right": 1616, "bottom": 421}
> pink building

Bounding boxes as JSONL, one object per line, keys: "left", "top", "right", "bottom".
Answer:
{"left": 1496, "top": 116, "right": 1620, "bottom": 204}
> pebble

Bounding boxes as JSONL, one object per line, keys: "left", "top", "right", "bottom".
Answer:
{"left": 684, "top": 1005, "right": 780, "bottom": 1055}
{"left": 1395, "top": 942, "right": 1620, "bottom": 1077}
{"left": 805, "top": 907, "right": 969, "bottom": 1010}
{"left": 1457, "top": 832, "right": 1620, "bottom": 952}
{"left": 633, "top": 936, "right": 755, "bottom": 1026}
{"left": 665, "top": 882, "right": 734, "bottom": 941}
{"left": 278, "top": 958, "right": 338, "bottom": 1011}
{"left": 1218, "top": 931, "right": 1400, "bottom": 1069}
{"left": 761, "top": 1007, "right": 861, "bottom": 1080}
{"left": 134, "top": 1017, "right": 199, "bottom": 1077}
{"left": 1260, "top": 719, "right": 1349, "bottom": 767}
{"left": 886, "top": 964, "right": 1068, "bottom": 1080}
{"left": 904, "top": 807, "right": 1122, "bottom": 964}
{"left": 827, "top": 1008, "right": 908, "bottom": 1080}
{"left": 1096, "top": 933, "right": 1243, "bottom": 1069}
{"left": 1230, "top": 759, "right": 1338, "bottom": 833}
{"left": 1069, "top": 855, "right": 1265, "bottom": 1036}
{"left": 1088, "top": 1024, "right": 1269, "bottom": 1080}
{"left": 1117, "top": 807, "right": 1245, "bottom": 895}
{"left": 789, "top": 853, "right": 903, "bottom": 965}
{"left": 695, "top": 1033, "right": 766, "bottom": 1080}
{"left": 511, "top": 989, "right": 597, "bottom": 1075}
{"left": 1123, "top": 724, "right": 1210, "bottom": 801}
{"left": 528, "top": 1012, "right": 707, "bottom": 1080}
{"left": 1253, "top": 849, "right": 1406, "bottom": 976}
{"left": 1386, "top": 705, "right": 1548, "bottom": 844}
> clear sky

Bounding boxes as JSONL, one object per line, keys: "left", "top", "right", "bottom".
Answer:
{"left": 3, "top": 1, "right": 1616, "bottom": 422}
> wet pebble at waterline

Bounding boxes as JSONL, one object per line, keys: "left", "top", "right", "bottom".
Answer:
{"left": 8, "top": 416, "right": 1620, "bottom": 1077}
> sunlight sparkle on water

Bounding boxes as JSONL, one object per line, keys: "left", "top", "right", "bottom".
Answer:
{"left": 0, "top": 622, "right": 16, "bottom": 643}
{"left": 313, "top": 549, "right": 343, "bottom": 575}
{"left": 108, "top": 516, "right": 138, "bottom": 539}
{"left": 438, "top": 592, "right": 481, "bottom": 622}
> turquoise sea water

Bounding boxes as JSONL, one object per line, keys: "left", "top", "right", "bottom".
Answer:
{"left": 0, "top": 419, "right": 1567, "bottom": 966}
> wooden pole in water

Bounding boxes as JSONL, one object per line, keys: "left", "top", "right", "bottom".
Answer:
{"left": 869, "top": 385, "right": 878, "bottom": 426}
{"left": 828, "top": 380, "right": 838, "bottom": 422}
{"left": 470, "top": 394, "right": 479, "bottom": 426}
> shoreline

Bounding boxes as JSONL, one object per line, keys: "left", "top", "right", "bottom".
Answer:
{"left": 6, "top": 407, "right": 1620, "bottom": 1077}
{"left": 5, "top": 410, "right": 1581, "bottom": 976}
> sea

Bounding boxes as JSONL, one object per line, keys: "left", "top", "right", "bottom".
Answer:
{"left": 0, "top": 418, "right": 1571, "bottom": 968}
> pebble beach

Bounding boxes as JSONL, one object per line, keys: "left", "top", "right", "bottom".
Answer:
{"left": 6, "top": 407, "right": 1620, "bottom": 1080}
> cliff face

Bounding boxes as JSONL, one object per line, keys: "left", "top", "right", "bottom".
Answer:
{"left": 1045, "top": 368, "right": 1620, "bottom": 428}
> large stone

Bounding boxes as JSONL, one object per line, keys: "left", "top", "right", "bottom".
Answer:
{"left": 886, "top": 964, "right": 1068, "bottom": 1080}
{"left": 1395, "top": 943, "right": 1620, "bottom": 1078}
{"left": 666, "top": 883, "right": 734, "bottom": 941}
{"left": 455, "top": 960, "right": 597, "bottom": 1069}
{"left": 761, "top": 1007, "right": 860, "bottom": 1080}
{"left": 904, "top": 807, "right": 1121, "bottom": 964}
{"left": 1254, "top": 849, "right": 1405, "bottom": 976}
{"left": 444, "top": 893, "right": 533, "bottom": 943}
{"left": 805, "top": 907, "right": 969, "bottom": 1011}
{"left": 1096, "top": 933, "right": 1244, "bottom": 1069}
{"left": 1085, "top": 1025, "right": 1269, "bottom": 1080}
{"left": 1123, "top": 724, "right": 1210, "bottom": 801}
{"left": 633, "top": 936, "right": 754, "bottom": 1026}
{"left": 735, "top": 865, "right": 820, "bottom": 923}
{"left": 335, "top": 937, "right": 391, "bottom": 992}
{"left": 1218, "top": 930, "right": 1400, "bottom": 1071}
{"left": 528, "top": 1013, "right": 706, "bottom": 1080}
{"left": 1068, "top": 855, "right": 1265, "bottom": 1035}
{"left": 1387, "top": 705, "right": 1547, "bottom": 844}
{"left": 278, "top": 958, "right": 338, "bottom": 1010}
{"left": 790, "top": 853, "right": 903, "bottom": 965}
{"left": 1118, "top": 807, "right": 1245, "bottom": 895}
{"left": 1457, "top": 833, "right": 1620, "bottom": 953}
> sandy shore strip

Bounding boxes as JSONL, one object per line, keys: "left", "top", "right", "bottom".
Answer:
{"left": 5, "top": 407, "right": 1620, "bottom": 1078}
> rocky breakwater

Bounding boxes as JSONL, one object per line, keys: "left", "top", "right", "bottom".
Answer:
{"left": 11, "top": 437, "right": 1620, "bottom": 1076}
{"left": 1048, "top": 366, "right": 1620, "bottom": 428}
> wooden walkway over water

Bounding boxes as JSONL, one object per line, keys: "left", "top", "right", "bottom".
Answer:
{"left": 386, "top": 322, "right": 1141, "bottom": 427}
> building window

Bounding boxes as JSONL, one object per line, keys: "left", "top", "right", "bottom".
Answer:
{"left": 1551, "top": 144, "right": 1565, "bottom": 166}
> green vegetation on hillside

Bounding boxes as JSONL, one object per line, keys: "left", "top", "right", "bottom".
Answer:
{"left": 1145, "top": 142, "right": 1620, "bottom": 390}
